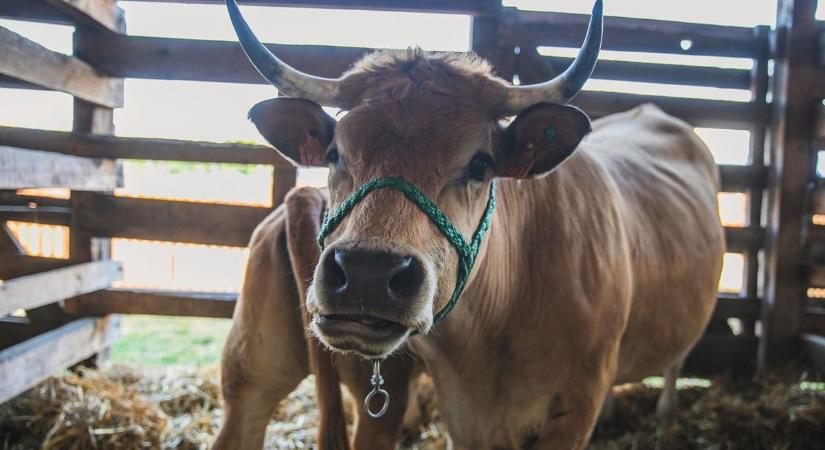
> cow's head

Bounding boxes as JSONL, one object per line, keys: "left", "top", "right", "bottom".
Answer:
{"left": 227, "top": 0, "right": 602, "bottom": 358}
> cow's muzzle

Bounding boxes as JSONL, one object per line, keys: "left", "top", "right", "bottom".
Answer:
{"left": 309, "top": 246, "right": 428, "bottom": 356}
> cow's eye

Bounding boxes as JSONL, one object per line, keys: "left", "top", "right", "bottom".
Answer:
{"left": 465, "top": 154, "right": 493, "bottom": 183}
{"left": 325, "top": 148, "right": 340, "bottom": 165}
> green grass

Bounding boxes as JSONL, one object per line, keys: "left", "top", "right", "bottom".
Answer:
{"left": 111, "top": 315, "right": 232, "bottom": 367}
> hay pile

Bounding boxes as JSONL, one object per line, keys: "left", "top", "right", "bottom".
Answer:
{"left": 1, "top": 365, "right": 823, "bottom": 450}
{"left": 0, "top": 365, "right": 446, "bottom": 450}
{"left": 591, "top": 375, "right": 825, "bottom": 450}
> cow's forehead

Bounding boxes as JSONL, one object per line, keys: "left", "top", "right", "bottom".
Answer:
{"left": 335, "top": 100, "right": 492, "bottom": 177}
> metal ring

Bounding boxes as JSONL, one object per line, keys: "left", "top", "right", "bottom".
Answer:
{"left": 364, "top": 388, "right": 390, "bottom": 418}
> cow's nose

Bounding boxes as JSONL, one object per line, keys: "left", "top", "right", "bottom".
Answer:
{"left": 321, "top": 247, "right": 425, "bottom": 308}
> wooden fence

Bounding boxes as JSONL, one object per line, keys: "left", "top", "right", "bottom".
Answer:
{"left": 1, "top": 0, "right": 824, "bottom": 404}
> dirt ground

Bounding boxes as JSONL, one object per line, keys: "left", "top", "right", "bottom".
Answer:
{"left": 1, "top": 364, "right": 823, "bottom": 450}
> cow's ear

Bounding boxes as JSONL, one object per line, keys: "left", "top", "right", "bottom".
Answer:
{"left": 249, "top": 97, "right": 335, "bottom": 167}
{"left": 496, "top": 103, "right": 591, "bottom": 178}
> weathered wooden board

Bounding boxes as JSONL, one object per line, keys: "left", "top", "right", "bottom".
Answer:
{"left": 725, "top": 226, "right": 765, "bottom": 252}
{"left": 0, "top": 261, "right": 122, "bottom": 316}
{"left": 0, "top": 254, "right": 72, "bottom": 280}
{"left": 572, "top": 91, "right": 768, "bottom": 129}
{"left": 719, "top": 165, "right": 768, "bottom": 192}
{"left": 760, "top": 0, "right": 819, "bottom": 367}
{"left": 0, "top": 146, "right": 121, "bottom": 190}
{"left": 0, "top": 26, "right": 122, "bottom": 108}
{"left": 506, "top": 9, "right": 767, "bottom": 58}
{"left": 41, "top": 0, "right": 125, "bottom": 33}
{"left": 71, "top": 192, "right": 272, "bottom": 247}
{"left": 74, "top": 32, "right": 368, "bottom": 83}
{"left": 0, "top": 318, "right": 119, "bottom": 404}
{"left": 106, "top": 0, "right": 491, "bottom": 15}
{"left": 714, "top": 295, "right": 761, "bottom": 320}
{"left": 0, "top": 125, "right": 290, "bottom": 167}
{"left": 0, "top": 0, "right": 71, "bottom": 25}
{"left": 68, "top": 289, "right": 238, "bottom": 318}
{"left": 536, "top": 55, "right": 752, "bottom": 90}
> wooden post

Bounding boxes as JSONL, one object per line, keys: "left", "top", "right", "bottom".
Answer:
{"left": 64, "top": 20, "right": 126, "bottom": 366}
{"left": 760, "top": 0, "right": 819, "bottom": 368}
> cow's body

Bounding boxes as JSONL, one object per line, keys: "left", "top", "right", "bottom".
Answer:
{"left": 214, "top": 103, "right": 724, "bottom": 450}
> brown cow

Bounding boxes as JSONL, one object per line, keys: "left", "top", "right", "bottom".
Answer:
{"left": 214, "top": 0, "right": 724, "bottom": 448}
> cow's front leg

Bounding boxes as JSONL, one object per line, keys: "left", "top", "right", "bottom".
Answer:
{"left": 214, "top": 208, "right": 310, "bottom": 450}
{"left": 337, "top": 355, "right": 418, "bottom": 450}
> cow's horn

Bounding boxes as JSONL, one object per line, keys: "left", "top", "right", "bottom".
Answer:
{"left": 500, "top": 0, "right": 603, "bottom": 115}
{"left": 226, "top": 0, "right": 343, "bottom": 107}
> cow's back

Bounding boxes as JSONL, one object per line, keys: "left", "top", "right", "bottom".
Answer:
{"left": 585, "top": 104, "right": 725, "bottom": 382}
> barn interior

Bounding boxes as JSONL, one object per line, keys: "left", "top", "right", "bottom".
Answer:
{"left": 0, "top": 0, "right": 824, "bottom": 448}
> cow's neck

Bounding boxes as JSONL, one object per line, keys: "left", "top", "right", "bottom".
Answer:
{"left": 408, "top": 156, "right": 606, "bottom": 443}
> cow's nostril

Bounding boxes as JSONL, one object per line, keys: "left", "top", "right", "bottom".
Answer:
{"left": 324, "top": 249, "right": 348, "bottom": 293}
{"left": 388, "top": 255, "right": 424, "bottom": 301}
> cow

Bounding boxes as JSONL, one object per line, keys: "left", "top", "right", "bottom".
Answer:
{"left": 214, "top": 0, "right": 725, "bottom": 448}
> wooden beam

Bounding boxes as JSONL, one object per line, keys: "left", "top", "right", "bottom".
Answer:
{"left": 505, "top": 9, "right": 767, "bottom": 58}
{"left": 760, "top": 0, "right": 819, "bottom": 368}
{"left": 535, "top": 55, "right": 752, "bottom": 90}
{"left": 714, "top": 295, "right": 761, "bottom": 320}
{"left": 0, "top": 255, "right": 71, "bottom": 280}
{"left": 0, "top": 0, "right": 72, "bottom": 25}
{"left": 0, "top": 317, "right": 118, "bottom": 403}
{"left": 68, "top": 289, "right": 237, "bottom": 318}
{"left": 571, "top": 91, "right": 768, "bottom": 129}
{"left": 0, "top": 261, "right": 122, "bottom": 316}
{"left": 41, "top": 0, "right": 125, "bottom": 33}
{"left": 719, "top": 165, "right": 768, "bottom": 192}
{"left": 0, "top": 125, "right": 291, "bottom": 167}
{"left": 109, "top": 0, "right": 490, "bottom": 15}
{"left": 71, "top": 192, "right": 272, "bottom": 247}
{"left": 74, "top": 32, "right": 368, "bottom": 84}
{"left": 0, "top": 224, "right": 23, "bottom": 254}
{"left": 0, "top": 146, "right": 121, "bottom": 190}
{"left": 0, "top": 27, "right": 122, "bottom": 108}
{"left": 725, "top": 226, "right": 765, "bottom": 252}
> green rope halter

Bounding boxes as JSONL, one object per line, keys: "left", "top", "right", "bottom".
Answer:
{"left": 317, "top": 177, "right": 496, "bottom": 325}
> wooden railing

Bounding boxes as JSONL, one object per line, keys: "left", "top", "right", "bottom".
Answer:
{"left": 1, "top": 0, "right": 823, "bottom": 403}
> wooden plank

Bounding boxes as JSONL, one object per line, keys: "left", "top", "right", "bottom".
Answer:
{"left": 719, "top": 165, "right": 768, "bottom": 192}
{"left": 72, "top": 192, "right": 271, "bottom": 247}
{"left": 0, "top": 146, "right": 121, "bottom": 190}
{"left": 571, "top": 91, "right": 768, "bottom": 129}
{"left": 0, "top": 224, "right": 23, "bottom": 254}
{"left": 111, "top": 0, "right": 490, "bottom": 15}
{"left": 41, "top": 0, "right": 125, "bottom": 33}
{"left": 0, "top": 27, "right": 122, "bottom": 108}
{"left": 0, "top": 0, "right": 72, "bottom": 25}
{"left": 684, "top": 335, "right": 758, "bottom": 375}
{"left": 0, "top": 255, "right": 71, "bottom": 280}
{"left": 74, "top": 32, "right": 368, "bottom": 84}
{"left": 505, "top": 9, "right": 767, "bottom": 58}
{"left": 760, "top": 0, "right": 819, "bottom": 368}
{"left": 273, "top": 166, "right": 298, "bottom": 206}
{"left": 0, "top": 317, "right": 118, "bottom": 404}
{"left": 802, "top": 333, "right": 825, "bottom": 374}
{"left": 0, "top": 261, "right": 122, "bottom": 316}
{"left": 536, "top": 55, "right": 752, "bottom": 90}
{"left": 0, "top": 125, "right": 291, "bottom": 167}
{"left": 714, "top": 295, "right": 761, "bottom": 320}
{"left": 725, "top": 226, "right": 765, "bottom": 252}
{"left": 67, "top": 289, "right": 237, "bottom": 318}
